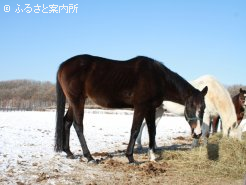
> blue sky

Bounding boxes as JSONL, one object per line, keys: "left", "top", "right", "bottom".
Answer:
{"left": 0, "top": 0, "right": 245, "bottom": 85}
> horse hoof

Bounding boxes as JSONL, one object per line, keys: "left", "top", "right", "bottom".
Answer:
{"left": 137, "top": 146, "right": 143, "bottom": 154}
{"left": 66, "top": 154, "right": 75, "bottom": 159}
{"left": 129, "top": 160, "right": 142, "bottom": 165}
{"left": 88, "top": 159, "right": 98, "bottom": 165}
{"left": 148, "top": 149, "right": 156, "bottom": 162}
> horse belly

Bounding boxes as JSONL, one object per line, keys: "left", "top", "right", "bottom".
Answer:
{"left": 85, "top": 69, "right": 136, "bottom": 108}
{"left": 87, "top": 90, "right": 134, "bottom": 109}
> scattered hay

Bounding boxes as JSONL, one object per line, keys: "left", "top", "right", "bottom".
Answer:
{"left": 161, "top": 134, "right": 246, "bottom": 180}
{"left": 242, "top": 131, "right": 246, "bottom": 140}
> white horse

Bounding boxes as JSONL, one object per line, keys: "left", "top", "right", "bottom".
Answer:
{"left": 137, "top": 75, "right": 244, "bottom": 149}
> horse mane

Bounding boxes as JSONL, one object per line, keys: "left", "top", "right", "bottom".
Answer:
{"left": 135, "top": 56, "right": 196, "bottom": 100}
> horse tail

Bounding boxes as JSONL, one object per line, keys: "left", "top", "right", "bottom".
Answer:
{"left": 54, "top": 73, "right": 66, "bottom": 152}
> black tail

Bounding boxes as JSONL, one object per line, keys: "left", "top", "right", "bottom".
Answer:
{"left": 54, "top": 74, "right": 66, "bottom": 152}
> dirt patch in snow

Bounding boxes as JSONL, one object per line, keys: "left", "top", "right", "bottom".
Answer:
{"left": 0, "top": 112, "right": 244, "bottom": 185}
{"left": 1, "top": 144, "right": 244, "bottom": 185}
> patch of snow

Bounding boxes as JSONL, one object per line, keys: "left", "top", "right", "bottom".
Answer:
{"left": 0, "top": 110, "right": 190, "bottom": 184}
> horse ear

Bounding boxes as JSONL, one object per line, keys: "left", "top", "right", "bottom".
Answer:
{"left": 201, "top": 86, "right": 208, "bottom": 96}
{"left": 240, "top": 88, "right": 242, "bottom": 93}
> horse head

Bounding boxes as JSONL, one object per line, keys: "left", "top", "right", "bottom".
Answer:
{"left": 184, "top": 86, "right": 208, "bottom": 139}
{"left": 239, "top": 88, "right": 246, "bottom": 107}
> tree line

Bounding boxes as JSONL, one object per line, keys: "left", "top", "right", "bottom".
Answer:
{"left": 0, "top": 79, "right": 245, "bottom": 111}
{"left": 0, "top": 80, "right": 55, "bottom": 111}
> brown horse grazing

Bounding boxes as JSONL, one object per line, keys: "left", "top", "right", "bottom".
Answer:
{"left": 211, "top": 88, "right": 246, "bottom": 133}
{"left": 54, "top": 54, "right": 208, "bottom": 164}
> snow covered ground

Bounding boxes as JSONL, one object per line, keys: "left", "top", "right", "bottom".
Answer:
{"left": 0, "top": 110, "right": 191, "bottom": 181}
{"left": 0, "top": 110, "right": 190, "bottom": 161}
{"left": 0, "top": 110, "right": 245, "bottom": 184}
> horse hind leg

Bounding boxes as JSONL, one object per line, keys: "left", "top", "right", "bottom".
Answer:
{"left": 145, "top": 108, "right": 157, "bottom": 161}
{"left": 126, "top": 107, "right": 146, "bottom": 163}
{"left": 136, "top": 121, "right": 145, "bottom": 151}
{"left": 63, "top": 107, "right": 74, "bottom": 158}
{"left": 136, "top": 106, "right": 164, "bottom": 151}
{"left": 72, "top": 101, "right": 95, "bottom": 163}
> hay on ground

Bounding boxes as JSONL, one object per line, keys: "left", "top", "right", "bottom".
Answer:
{"left": 161, "top": 133, "right": 246, "bottom": 179}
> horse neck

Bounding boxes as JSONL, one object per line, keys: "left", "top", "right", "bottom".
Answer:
{"left": 163, "top": 74, "right": 197, "bottom": 105}
{"left": 232, "top": 94, "right": 241, "bottom": 110}
{"left": 232, "top": 94, "right": 239, "bottom": 104}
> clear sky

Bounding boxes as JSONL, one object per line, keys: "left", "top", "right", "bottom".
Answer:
{"left": 0, "top": 0, "right": 245, "bottom": 85}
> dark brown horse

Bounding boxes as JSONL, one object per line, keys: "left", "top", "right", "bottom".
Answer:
{"left": 233, "top": 88, "right": 246, "bottom": 124}
{"left": 211, "top": 88, "right": 246, "bottom": 133}
{"left": 55, "top": 54, "right": 208, "bottom": 163}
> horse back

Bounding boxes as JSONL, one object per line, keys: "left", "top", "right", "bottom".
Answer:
{"left": 58, "top": 55, "right": 165, "bottom": 109}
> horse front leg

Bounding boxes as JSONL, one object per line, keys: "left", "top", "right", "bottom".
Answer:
{"left": 126, "top": 107, "right": 145, "bottom": 163}
{"left": 201, "top": 111, "right": 210, "bottom": 146}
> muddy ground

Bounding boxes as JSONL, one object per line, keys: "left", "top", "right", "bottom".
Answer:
{"left": 1, "top": 140, "right": 244, "bottom": 185}
{"left": 0, "top": 112, "right": 245, "bottom": 185}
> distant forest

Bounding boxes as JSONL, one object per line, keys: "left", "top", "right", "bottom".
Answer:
{"left": 0, "top": 79, "right": 245, "bottom": 111}
{"left": 0, "top": 80, "right": 56, "bottom": 111}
